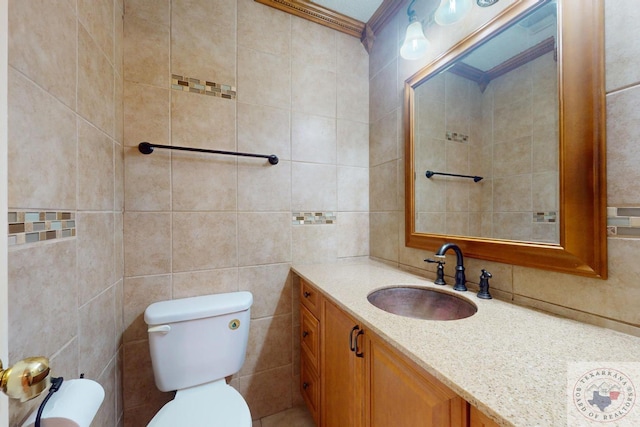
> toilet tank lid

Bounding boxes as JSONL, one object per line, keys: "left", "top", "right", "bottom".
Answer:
{"left": 144, "top": 292, "right": 253, "bottom": 325}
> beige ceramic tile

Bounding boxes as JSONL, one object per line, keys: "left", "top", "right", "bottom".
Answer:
{"left": 370, "top": 212, "right": 399, "bottom": 263}
{"left": 370, "top": 109, "right": 398, "bottom": 167}
{"left": 114, "top": 0, "right": 125, "bottom": 79}
{"left": 337, "top": 212, "right": 370, "bottom": 259}
{"left": 238, "top": 159, "right": 291, "bottom": 212}
{"left": 492, "top": 136, "right": 531, "bottom": 178}
{"left": 239, "top": 264, "right": 292, "bottom": 319}
{"left": 79, "top": 287, "right": 116, "bottom": 379}
{"left": 337, "top": 119, "right": 369, "bottom": 167}
{"left": 123, "top": 275, "right": 171, "bottom": 343}
{"left": 123, "top": 0, "right": 170, "bottom": 88}
{"left": 292, "top": 16, "right": 336, "bottom": 72}
{"left": 531, "top": 172, "right": 558, "bottom": 212}
{"left": 238, "top": 46, "right": 291, "bottom": 109}
{"left": 122, "top": 340, "right": 173, "bottom": 410}
{"left": 94, "top": 357, "right": 117, "bottom": 427}
{"left": 237, "top": 102, "right": 291, "bottom": 161}
{"left": 172, "top": 268, "right": 239, "bottom": 299}
{"left": 338, "top": 166, "right": 369, "bottom": 212}
{"left": 370, "top": 161, "right": 397, "bottom": 212}
{"left": 260, "top": 405, "right": 315, "bottom": 427}
{"left": 239, "top": 365, "right": 293, "bottom": 420}
{"left": 78, "top": 25, "right": 115, "bottom": 136}
{"left": 493, "top": 175, "right": 531, "bottom": 212}
{"left": 605, "top": 0, "right": 640, "bottom": 92}
{"left": 337, "top": 32, "right": 368, "bottom": 78}
{"left": 8, "top": 68, "right": 77, "bottom": 209}
{"left": 123, "top": 81, "right": 170, "bottom": 147}
{"left": 8, "top": 0, "right": 77, "bottom": 109}
{"left": 124, "top": 146, "right": 171, "bottom": 212}
{"left": 291, "top": 224, "right": 338, "bottom": 264}
{"left": 115, "top": 142, "right": 125, "bottom": 211}
{"left": 124, "top": 212, "right": 172, "bottom": 277}
{"left": 370, "top": 62, "right": 398, "bottom": 124}
{"left": 291, "top": 162, "right": 337, "bottom": 212}
{"left": 240, "top": 314, "right": 293, "bottom": 375}
{"left": 172, "top": 212, "right": 238, "bottom": 272}
{"left": 492, "top": 212, "right": 532, "bottom": 241}
{"left": 238, "top": 213, "right": 291, "bottom": 266}
{"left": 292, "top": 112, "right": 336, "bottom": 164}
{"left": 238, "top": 0, "right": 290, "bottom": 56}
{"left": 171, "top": 90, "right": 236, "bottom": 151}
{"left": 292, "top": 64, "right": 336, "bottom": 118}
{"left": 493, "top": 97, "right": 532, "bottom": 144}
{"left": 77, "top": 118, "right": 115, "bottom": 210}
{"left": 8, "top": 240, "right": 77, "bottom": 361}
{"left": 115, "top": 278, "right": 124, "bottom": 346}
{"left": 172, "top": 153, "right": 237, "bottom": 211}
{"left": 369, "top": 13, "right": 398, "bottom": 78}
{"left": 78, "top": 0, "right": 114, "bottom": 63}
{"left": 77, "top": 212, "right": 116, "bottom": 305}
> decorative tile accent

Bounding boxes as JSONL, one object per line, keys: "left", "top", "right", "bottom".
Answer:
{"left": 533, "top": 211, "right": 557, "bottom": 223}
{"left": 607, "top": 207, "right": 640, "bottom": 238}
{"left": 8, "top": 211, "right": 76, "bottom": 246}
{"left": 292, "top": 212, "right": 336, "bottom": 225}
{"left": 445, "top": 131, "right": 469, "bottom": 143}
{"left": 171, "top": 74, "right": 236, "bottom": 99}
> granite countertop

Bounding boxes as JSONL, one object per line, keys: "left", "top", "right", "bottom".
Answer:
{"left": 291, "top": 260, "right": 640, "bottom": 427}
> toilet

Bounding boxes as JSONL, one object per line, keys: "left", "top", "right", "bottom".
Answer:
{"left": 144, "top": 291, "right": 253, "bottom": 426}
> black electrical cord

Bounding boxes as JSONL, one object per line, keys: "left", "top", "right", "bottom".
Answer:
{"left": 35, "top": 377, "right": 64, "bottom": 427}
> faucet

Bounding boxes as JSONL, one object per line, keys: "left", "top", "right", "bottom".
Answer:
{"left": 434, "top": 243, "right": 467, "bottom": 291}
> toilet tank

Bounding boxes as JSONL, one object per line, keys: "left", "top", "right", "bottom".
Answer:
{"left": 144, "top": 292, "right": 253, "bottom": 392}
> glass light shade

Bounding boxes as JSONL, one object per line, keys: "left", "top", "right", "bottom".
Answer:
{"left": 434, "top": 0, "right": 473, "bottom": 26}
{"left": 400, "top": 21, "right": 429, "bottom": 60}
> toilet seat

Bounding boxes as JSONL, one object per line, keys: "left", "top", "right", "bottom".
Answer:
{"left": 147, "top": 379, "right": 252, "bottom": 427}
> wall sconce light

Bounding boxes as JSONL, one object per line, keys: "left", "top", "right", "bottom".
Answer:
{"left": 434, "top": 0, "right": 473, "bottom": 26}
{"left": 400, "top": 0, "right": 429, "bottom": 60}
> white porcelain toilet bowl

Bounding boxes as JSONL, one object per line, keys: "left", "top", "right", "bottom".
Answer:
{"left": 147, "top": 379, "right": 251, "bottom": 427}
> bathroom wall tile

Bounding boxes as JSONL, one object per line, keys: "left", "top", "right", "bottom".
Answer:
{"left": 77, "top": 212, "right": 116, "bottom": 305}
{"left": 493, "top": 175, "right": 532, "bottom": 212}
{"left": 606, "top": 85, "right": 640, "bottom": 206}
{"left": 171, "top": 89, "right": 236, "bottom": 151}
{"left": 239, "top": 365, "right": 292, "bottom": 420}
{"left": 370, "top": 61, "right": 398, "bottom": 124}
{"left": 241, "top": 314, "right": 292, "bottom": 376}
{"left": 369, "top": 12, "right": 398, "bottom": 78}
{"left": 444, "top": 212, "right": 469, "bottom": 236}
{"left": 124, "top": 212, "right": 172, "bottom": 277}
{"left": 78, "top": 0, "right": 114, "bottom": 63}
{"left": 123, "top": 340, "right": 173, "bottom": 410}
{"left": 237, "top": 102, "right": 291, "bottom": 161}
{"left": 115, "top": 278, "right": 124, "bottom": 347}
{"left": 94, "top": 356, "right": 118, "bottom": 427}
{"left": 123, "top": 0, "right": 170, "bottom": 87}
{"left": 492, "top": 212, "right": 532, "bottom": 241}
{"left": 532, "top": 172, "right": 558, "bottom": 212}
{"left": 114, "top": 0, "right": 125, "bottom": 79}
{"left": 337, "top": 212, "right": 370, "bottom": 258}
{"left": 336, "top": 73, "right": 369, "bottom": 123}
{"left": 172, "top": 154, "right": 237, "bottom": 211}
{"left": 124, "top": 401, "right": 168, "bottom": 427}
{"left": 337, "top": 32, "right": 368, "bottom": 78}
{"left": 493, "top": 97, "right": 532, "bottom": 144}
{"left": 337, "top": 119, "right": 369, "bottom": 167}
{"left": 123, "top": 275, "right": 171, "bottom": 343}
{"left": 291, "top": 163, "right": 337, "bottom": 212}
{"left": 605, "top": 0, "right": 640, "bottom": 92}
{"left": 238, "top": 159, "right": 291, "bottom": 212}
{"left": 173, "top": 212, "right": 238, "bottom": 271}
{"left": 124, "top": 147, "right": 171, "bottom": 212}
{"left": 239, "top": 264, "right": 292, "bottom": 319}
{"left": 292, "top": 112, "right": 337, "bottom": 164}
{"left": 238, "top": 46, "right": 291, "bottom": 109}
{"left": 370, "top": 109, "right": 398, "bottom": 167}
{"left": 370, "top": 161, "right": 397, "bottom": 212}
{"left": 292, "top": 64, "right": 336, "bottom": 118}
{"left": 532, "top": 128, "right": 558, "bottom": 174}
{"left": 78, "top": 118, "right": 115, "bottom": 210}
{"left": 78, "top": 25, "right": 115, "bottom": 136}
{"left": 492, "top": 63, "right": 531, "bottom": 110}
{"left": 370, "top": 212, "right": 399, "bottom": 263}
{"left": 8, "top": 240, "right": 77, "bottom": 362}
{"left": 493, "top": 136, "right": 531, "bottom": 178}
{"left": 8, "top": 0, "right": 77, "bottom": 109}
{"left": 173, "top": 268, "right": 239, "bottom": 299}
{"left": 292, "top": 224, "right": 338, "bottom": 264}
{"left": 79, "top": 287, "right": 116, "bottom": 379}
{"left": 8, "top": 69, "right": 77, "bottom": 210}
{"left": 115, "top": 142, "right": 125, "bottom": 211}
{"left": 292, "top": 17, "right": 336, "bottom": 72}
{"left": 123, "top": 82, "right": 170, "bottom": 147}
{"left": 238, "top": 213, "right": 291, "bottom": 266}
{"left": 172, "top": 0, "right": 236, "bottom": 85}
{"left": 338, "top": 167, "right": 369, "bottom": 212}
{"left": 445, "top": 181, "right": 469, "bottom": 213}
{"left": 238, "top": 0, "right": 290, "bottom": 56}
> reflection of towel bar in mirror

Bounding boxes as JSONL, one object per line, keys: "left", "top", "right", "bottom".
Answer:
{"left": 425, "top": 170, "right": 483, "bottom": 182}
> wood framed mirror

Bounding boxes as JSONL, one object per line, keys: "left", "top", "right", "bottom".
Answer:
{"left": 404, "top": 0, "right": 607, "bottom": 278}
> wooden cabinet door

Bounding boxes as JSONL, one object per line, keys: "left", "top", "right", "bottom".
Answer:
{"left": 365, "top": 334, "right": 468, "bottom": 427}
{"left": 321, "top": 299, "right": 365, "bottom": 427}
{"left": 470, "top": 405, "right": 500, "bottom": 427}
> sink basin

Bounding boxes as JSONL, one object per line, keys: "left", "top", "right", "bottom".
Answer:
{"left": 367, "top": 287, "right": 477, "bottom": 321}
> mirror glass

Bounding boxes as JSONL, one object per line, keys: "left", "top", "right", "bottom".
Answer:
{"left": 414, "top": 1, "right": 558, "bottom": 243}
{"left": 405, "top": 0, "right": 607, "bottom": 278}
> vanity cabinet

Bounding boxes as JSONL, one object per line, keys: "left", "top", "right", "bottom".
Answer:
{"left": 299, "top": 278, "right": 499, "bottom": 427}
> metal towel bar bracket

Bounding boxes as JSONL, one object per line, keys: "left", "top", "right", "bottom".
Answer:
{"left": 425, "top": 170, "right": 483, "bottom": 182}
{"left": 138, "top": 142, "right": 279, "bottom": 165}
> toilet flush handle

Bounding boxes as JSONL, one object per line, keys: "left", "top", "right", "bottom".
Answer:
{"left": 148, "top": 325, "right": 171, "bottom": 334}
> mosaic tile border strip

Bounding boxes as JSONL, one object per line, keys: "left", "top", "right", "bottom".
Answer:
{"left": 171, "top": 74, "right": 236, "bottom": 99}
{"left": 607, "top": 207, "right": 640, "bottom": 237}
{"left": 533, "top": 211, "right": 557, "bottom": 223}
{"left": 8, "top": 211, "right": 76, "bottom": 246}
{"left": 292, "top": 212, "right": 336, "bottom": 225}
{"left": 446, "top": 131, "right": 469, "bottom": 143}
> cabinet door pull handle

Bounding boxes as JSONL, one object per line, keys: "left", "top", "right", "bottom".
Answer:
{"left": 355, "top": 329, "right": 365, "bottom": 358}
{"left": 349, "top": 325, "right": 360, "bottom": 352}
{"left": 303, "top": 291, "right": 311, "bottom": 298}
{"left": 302, "top": 331, "right": 309, "bottom": 338}
{"left": 302, "top": 382, "right": 309, "bottom": 390}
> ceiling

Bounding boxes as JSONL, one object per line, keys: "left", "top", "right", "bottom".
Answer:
{"left": 310, "top": 0, "right": 385, "bottom": 22}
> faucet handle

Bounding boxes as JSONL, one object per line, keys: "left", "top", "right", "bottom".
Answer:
{"left": 477, "top": 269, "right": 492, "bottom": 299}
{"left": 424, "top": 259, "right": 446, "bottom": 285}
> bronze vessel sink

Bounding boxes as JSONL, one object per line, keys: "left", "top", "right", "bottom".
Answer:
{"left": 367, "top": 287, "right": 477, "bottom": 321}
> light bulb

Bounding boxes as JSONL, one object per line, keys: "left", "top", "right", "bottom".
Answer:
{"left": 400, "top": 21, "right": 429, "bottom": 60}
{"left": 434, "top": 0, "right": 473, "bottom": 26}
